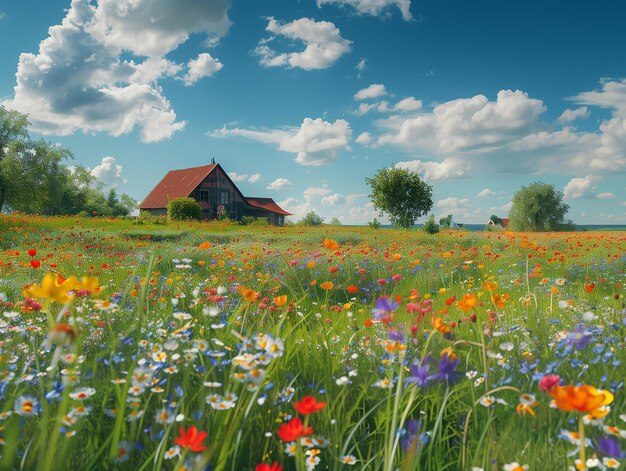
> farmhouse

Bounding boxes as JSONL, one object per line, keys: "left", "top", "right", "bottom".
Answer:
{"left": 139, "top": 162, "right": 292, "bottom": 225}
{"left": 486, "top": 217, "right": 510, "bottom": 229}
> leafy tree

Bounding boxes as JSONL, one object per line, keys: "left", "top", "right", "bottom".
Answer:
{"left": 439, "top": 214, "right": 453, "bottom": 228}
{"left": 508, "top": 182, "right": 574, "bottom": 231}
{"left": 300, "top": 211, "right": 324, "bottom": 226}
{"left": 368, "top": 218, "right": 381, "bottom": 229}
{"left": 329, "top": 217, "right": 342, "bottom": 226}
{"left": 423, "top": 214, "right": 440, "bottom": 234}
{"left": 366, "top": 167, "right": 433, "bottom": 229}
{"left": 0, "top": 107, "right": 31, "bottom": 210}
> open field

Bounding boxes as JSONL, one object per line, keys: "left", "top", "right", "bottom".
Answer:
{"left": 0, "top": 214, "right": 625, "bottom": 470}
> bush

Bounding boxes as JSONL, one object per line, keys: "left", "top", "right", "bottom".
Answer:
{"left": 167, "top": 197, "right": 201, "bottom": 221}
{"left": 240, "top": 216, "right": 269, "bottom": 226}
{"left": 300, "top": 211, "right": 324, "bottom": 226}
{"left": 423, "top": 214, "right": 440, "bottom": 234}
{"left": 368, "top": 218, "right": 381, "bottom": 229}
{"left": 77, "top": 210, "right": 90, "bottom": 218}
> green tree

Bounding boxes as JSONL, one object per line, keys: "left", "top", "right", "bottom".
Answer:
{"left": 300, "top": 211, "right": 324, "bottom": 226}
{"left": 439, "top": 214, "right": 452, "bottom": 228}
{"left": 366, "top": 167, "right": 433, "bottom": 228}
{"left": 423, "top": 214, "right": 440, "bottom": 234}
{"left": 0, "top": 106, "right": 30, "bottom": 210}
{"left": 329, "top": 217, "right": 342, "bottom": 226}
{"left": 508, "top": 182, "right": 574, "bottom": 231}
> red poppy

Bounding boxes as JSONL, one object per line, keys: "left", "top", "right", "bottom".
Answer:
{"left": 585, "top": 283, "right": 595, "bottom": 294}
{"left": 346, "top": 285, "right": 359, "bottom": 293}
{"left": 294, "top": 396, "right": 326, "bottom": 415}
{"left": 30, "top": 260, "right": 41, "bottom": 269}
{"left": 27, "top": 249, "right": 37, "bottom": 257}
{"left": 256, "top": 462, "right": 283, "bottom": 471}
{"left": 276, "top": 417, "right": 313, "bottom": 442}
{"left": 174, "top": 425, "right": 208, "bottom": 452}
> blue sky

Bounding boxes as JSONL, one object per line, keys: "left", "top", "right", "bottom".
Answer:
{"left": 1, "top": 0, "right": 625, "bottom": 224}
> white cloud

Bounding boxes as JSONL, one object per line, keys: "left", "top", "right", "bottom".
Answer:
{"left": 597, "top": 192, "right": 615, "bottom": 199}
{"left": 267, "top": 178, "right": 294, "bottom": 190}
{"left": 395, "top": 158, "right": 469, "bottom": 181}
{"left": 490, "top": 201, "right": 513, "bottom": 215}
{"left": 317, "top": 0, "right": 413, "bottom": 21}
{"left": 321, "top": 193, "right": 346, "bottom": 205}
{"left": 90, "top": 156, "right": 127, "bottom": 186}
{"left": 213, "top": 118, "right": 351, "bottom": 166}
{"left": 228, "top": 172, "right": 262, "bottom": 183}
{"left": 277, "top": 197, "right": 314, "bottom": 221}
{"left": 86, "top": 0, "right": 231, "bottom": 58}
{"left": 354, "top": 83, "right": 387, "bottom": 100}
{"left": 572, "top": 79, "right": 626, "bottom": 118}
{"left": 280, "top": 118, "right": 352, "bottom": 166}
{"left": 393, "top": 97, "right": 422, "bottom": 112}
{"left": 2, "top": 0, "right": 231, "bottom": 142}
{"left": 303, "top": 185, "right": 332, "bottom": 200}
{"left": 436, "top": 197, "right": 472, "bottom": 212}
{"left": 478, "top": 188, "right": 497, "bottom": 198}
{"left": 356, "top": 58, "right": 367, "bottom": 71}
{"left": 563, "top": 175, "right": 601, "bottom": 199}
{"left": 377, "top": 89, "right": 546, "bottom": 154}
{"left": 255, "top": 17, "right": 351, "bottom": 71}
{"left": 355, "top": 131, "right": 372, "bottom": 145}
{"left": 557, "top": 107, "right": 589, "bottom": 124}
{"left": 182, "top": 53, "right": 223, "bottom": 85}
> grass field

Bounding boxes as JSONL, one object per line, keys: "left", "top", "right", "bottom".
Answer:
{"left": 0, "top": 213, "right": 624, "bottom": 470}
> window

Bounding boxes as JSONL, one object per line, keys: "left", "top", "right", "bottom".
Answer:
{"left": 198, "top": 190, "right": 209, "bottom": 202}
{"left": 220, "top": 191, "right": 229, "bottom": 205}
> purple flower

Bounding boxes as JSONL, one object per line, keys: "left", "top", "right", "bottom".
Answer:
{"left": 373, "top": 297, "right": 399, "bottom": 320}
{"left": 567, "top": 323, "right": 592, "bottom": 350}
{"left": 407, "top": 356, "right": 432, "bottom": 388}
{"left": 388, "top": 328, "right": 404, "bottom": 342}
{"left": 434, "top": 353, "right": 460, "bottom": 384}
{"left": 401, "top": 419, "right": 422, "bottom": 453}
{"left": 597, "top": 437, "right": 625, "bottom": 458}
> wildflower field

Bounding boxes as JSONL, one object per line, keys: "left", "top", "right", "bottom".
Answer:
{"left": 0, "top": 214, "right": 625, "bottom": 471}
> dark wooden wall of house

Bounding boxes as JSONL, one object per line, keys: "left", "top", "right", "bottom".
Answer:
{"left": 192, "top": 168, "right": 245, "bottom": 220}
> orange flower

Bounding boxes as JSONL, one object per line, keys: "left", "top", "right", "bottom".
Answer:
{"left": 242, "top": 288, "right": 259, "bottom": 302}
{"left": 432, "top": 316, "right": 452, "bottom": 334}
{"left": 174, "top": 425, "right": 208, "bottom": 452}
{"left": 482, "top": 280, "right": 498, "bottom": 292}
{"left": 323, "top": 238, "right": 339, "bottom": 250}
{"left": 277, "top": 417, "right": 313, "bottom": 442}
{"left": 273, "top": 295, "right": 287, "bottom": 306}
{"left": 346, "top": 285, "right": 359, "bottom": 293}
{"left": 198, "top": 242, "right": 211, "bottom": 249}
{"left": 548, "top": 385, "right": 614, "bottom": 414}
{"left": 320, "top": 281, "right": 334, "bottom": 290}
{"left": 456, "top": 293, "right": 477, "bottom": 312}
{"left": 491, "top": 293, "right": 506, "bottom": 309}
{"left": 584, "top": 283, "right": 595, "bottom": 294}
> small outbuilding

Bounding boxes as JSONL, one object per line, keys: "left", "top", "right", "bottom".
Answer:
{"left": 139, "top": 162, "right": 292, "bottom": 225}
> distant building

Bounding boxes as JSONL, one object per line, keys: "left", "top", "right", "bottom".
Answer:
{"left": 139, "top": 162, "right": 292, "bottom": 225}
{"left": 486, "top": 217, "right": 510, "bottom": 229}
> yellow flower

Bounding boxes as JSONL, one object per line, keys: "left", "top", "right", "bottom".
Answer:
{"left": 23, "top": 273, "right": 73, "bottom": 304}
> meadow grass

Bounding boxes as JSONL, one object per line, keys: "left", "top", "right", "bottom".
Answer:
{"left": 0, "top": 214, "right": 624, "bottom": 470}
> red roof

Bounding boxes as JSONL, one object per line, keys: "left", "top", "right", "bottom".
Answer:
{"left": 246, "top": 197, "right": 293, "bottom": 216}
{"left": 501, "top": 218, "right": 510, "bottom": 228}
{"left": 139, "top": 164, "right": 217, "bottom": 209}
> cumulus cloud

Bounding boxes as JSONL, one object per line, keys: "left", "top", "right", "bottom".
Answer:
{"left": 182, "top": 53, "right": 223, "bottom": 85}
{"left": 597, "top": 192, "right": 615, "bottom": 199}
{"left": 228, "top": 172, "right": 262, "bottom": 183}
{"left": 393, "top": 97, "right": 422, "bottom": 112}
{"left": 2, "top": 0, "right": 231, "bottom": 142}
{"left": 355, "top": 131, "right": 372, "bottom": 145}
{"left": 255, "top": 17, "right": 351, "bottom": 71}
{"left": 86, "top": 0, "right": 231, "bottom": 58}
{"left": 267, "top": 178, "right": 294, "bottom": 190}
{"left": 557, "top": 107, "right": 589, "bottom": 124}
{"left": 354, "top": 84, "right": 387, "bottom": 101}
{"left": 90, "top": 156, "right": 127, "bottom": 186}
{"left": 321, "top": 193, "right": 346, "bottom": 205}
{"left": 317, "top": 0, "right": 413, "bottom": 21}
{"left": 377, "top": 89, "right": 546, "bottom": 154}
{"left": 478, "top": 188, "right": 497, "bottom": 198}
{"left": 563, "top": 175, "right": 601, "bottom": 199}
{"left": 212, "top": 118, "right": 352, "bottom": 166}
{"left": 436, "top": 197, "right": 472, "bottom": 212}
{"left": 395, "top": 158, "right": 469, "bottom": 181}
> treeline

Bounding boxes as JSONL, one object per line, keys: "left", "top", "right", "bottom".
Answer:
{"left": 0, "top": 106, "right": 136, "bottom": 216}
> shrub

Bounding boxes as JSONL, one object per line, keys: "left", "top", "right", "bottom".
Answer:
{"left": 368, "top": 218, "right": 381, "bottom": 229}
{"left": 300, "top": 211, "right": 324, "bottom": 226}
{"left": 423, "top": 214, "right": 440, "bottom": 234}
{"left": 167, "top": 197, "right": 201, "bottom": 221}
